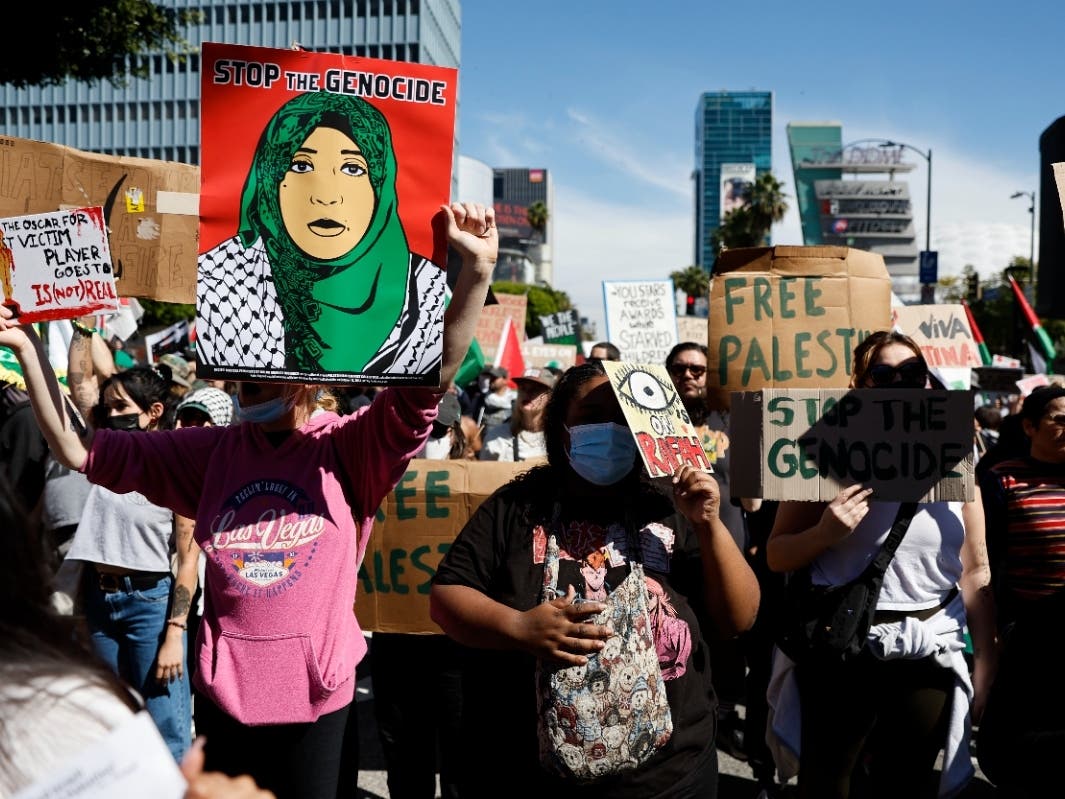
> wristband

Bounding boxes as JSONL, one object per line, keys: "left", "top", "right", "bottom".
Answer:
{"left": 166, "top": 619, "right": 187, "bottom": 630}
{"left": 71, "top": 320, "right": 98, "bottom": 337}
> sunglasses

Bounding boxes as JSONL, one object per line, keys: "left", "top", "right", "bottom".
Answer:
{"left": 868, "top": 362, "right": 928, "bottom": 388}
{"left": 668, "top": 363, "right": 707, "bottom": 378}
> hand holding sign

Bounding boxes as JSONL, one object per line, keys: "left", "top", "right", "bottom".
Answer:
{"left": 672, "top": 464, "right": 722, "bottom": 529}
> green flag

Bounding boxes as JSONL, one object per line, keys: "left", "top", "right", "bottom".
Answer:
{"left": 454, "top": 337, "right": 486, "bottom": 388}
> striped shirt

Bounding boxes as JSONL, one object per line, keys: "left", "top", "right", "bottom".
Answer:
{"left": 982, "top": 456, "right": 1065, "bottom": 619}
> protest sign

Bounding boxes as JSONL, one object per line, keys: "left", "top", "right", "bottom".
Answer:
{"left": 602, "top": 361, "right": 712, "bottom": 479}
{"left": 0, "top": 207, "right": 118, "bottom": 322}
{"left": 676, "top": 316, "right": 709, "bottom": 346}
{"left": 708, "top": 246, "right": 892, "bottom": 391}
{"left": 474, "top": 293, "right": 527, "bottom": 360}
{"left": 992, "top": 354, "right": 1022, "bottom": 369}
{"left": 730, "top": 388, "right": 974, "bottom": 502}
{"left": 603, "top": 279, "right": 679, "bottom": 364}
{"left": 12, "top": 711, "right": 185, "bottom": 799}
{"left": 891, "top": 304, "right": 981, "bottom": 368}
{"left": 1016, "top": 373, "right": 1050, "bottom": 397}
{"left": 197, "top": 43, "right": 457, "bottom": 385}
{"left": 355, "top": 460, "right": 536, "bottom": 634}
{"left": 0, "top": 135, "right": 199, "bottom": 303}
{"left": 538, "top": 309, "right": 577, "bottom": 346}
{"left": 972, "top": 366, "right": 1025, "bottom": 394}
{"left": 538, "top": 308, "right": 580, "bottom": 344}
{"left": 523, "top": 342, "right": 577, "bottom": 369}
{"left": 144, "top": 319, "right": 190, "bottom": 363}
{"left": 1054, "top": 163, "right": 1065, "bottom": 232}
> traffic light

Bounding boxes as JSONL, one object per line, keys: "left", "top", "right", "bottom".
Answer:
{"left": 686, "top": 294, "right": 696, "bottom": 316}
{"left": 966, "top": 273, "right": 981, "bottom": 303}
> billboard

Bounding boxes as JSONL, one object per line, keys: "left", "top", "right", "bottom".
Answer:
{"left": 720, "top": 163, "right": 756, "bottom": 222}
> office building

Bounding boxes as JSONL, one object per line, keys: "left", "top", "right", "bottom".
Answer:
{"left": 693, "top": 90, "right": 772, "bottom": 270}
{"left": 492, "top": 167, "right": 554, "bottom": 286}
{"left": 787, "top": 122, "right": 921, "bottom": 302}
{"left": 0, "top": 0, "right": 461, "bottom": 166}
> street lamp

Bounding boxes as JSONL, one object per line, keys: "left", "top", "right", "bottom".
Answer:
{"left": 1010, "top": 190, "right": 1036, "bottom": 275}
{"left": 880, "top": 140, "right": 933, "bottom": 253}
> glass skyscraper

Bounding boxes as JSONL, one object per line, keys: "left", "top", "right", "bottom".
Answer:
{"left": 0, "top": 0, "right": 460, "bottom": 165}
{"left": 693, "top": 90, "right": 772, "bottom": 270}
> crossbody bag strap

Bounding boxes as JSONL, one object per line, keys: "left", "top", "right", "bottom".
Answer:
{"left": 868, "top": 501, "right": 919, "bottom": 575}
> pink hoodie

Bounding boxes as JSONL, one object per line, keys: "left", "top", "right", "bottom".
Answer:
{"left": 84, "top": 388, "right": 437, "bottom": 725}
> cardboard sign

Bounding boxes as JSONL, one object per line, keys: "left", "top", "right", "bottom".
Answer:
{"left": 602, "top": 279, "right": 679, "bottom": 364}
{"left": 891, "top": 304, "right": 981, "bottom": 368}
{"left": 197, "top": 43, "right": 457, "bottom": 385}
{"left": 474, "top": 293, "right": 527, "bottom": 359}
{"left": 355, "top": 459, "right": 536, "bottom": 634}
{"left": 0, "top": 135, "right": 199, "bottom": 304}
{"left": 601, "top": 361, "right": 712, "bottom": 479}
{"left": 708, "top": 246, "right": 892, "bottom": 391}
{"left": 0, "top": 207, "right": 117, "bottom": 322}
{"left": 972, "top": 366, "right": 1025, "bottom": 394}
{"left": 538, "top": 308, "right": 580, "bottom": 344}
{"left": 676, "top": 315, "right": 709, "bottom": 346}
{"left": 523, "top": 342, "right": 577, "bottom": 369}
{"left": 1016, "top": 373, "right": 1050, "bottom": 397}
{"left": 730, "top": 388, "right": 974, "bottom": 502}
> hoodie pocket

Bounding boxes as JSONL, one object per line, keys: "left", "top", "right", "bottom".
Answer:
{"left": 206, "top": 631, "right": 333, "bottom": 725}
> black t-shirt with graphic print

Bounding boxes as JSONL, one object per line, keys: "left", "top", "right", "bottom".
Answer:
{"left": 433, "top": 470, "right": 717, "bottom": 799}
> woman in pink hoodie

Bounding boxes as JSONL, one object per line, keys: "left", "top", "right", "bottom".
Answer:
{"left": 0, "top": 202, "right": 497, "bottom": 799}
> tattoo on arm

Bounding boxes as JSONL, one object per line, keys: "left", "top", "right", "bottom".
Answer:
{"left": 171, "top": 585, "right": 192, "bottom": 619}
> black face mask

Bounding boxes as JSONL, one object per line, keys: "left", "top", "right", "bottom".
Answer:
{"left": 106, "top": 413, "right": 144, "bottom": 431}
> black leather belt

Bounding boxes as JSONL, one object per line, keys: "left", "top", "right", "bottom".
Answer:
{"left": 873, "top": 586, "right": 959, "bottom": 625}
{"left": 94, "top": 569, "right": 170, "bottom": 593}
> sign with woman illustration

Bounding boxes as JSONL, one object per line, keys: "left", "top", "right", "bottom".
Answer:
{"left": 197, "top": 43, "right": 457, "bottom": 384}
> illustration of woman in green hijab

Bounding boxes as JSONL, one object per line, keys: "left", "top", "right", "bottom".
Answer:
{"left": 197, "top": 91, "right": 446, "bottom": 380}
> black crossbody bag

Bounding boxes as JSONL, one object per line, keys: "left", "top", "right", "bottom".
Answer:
{"left": 777, "top": 501, "right": 918, "bottom": 665}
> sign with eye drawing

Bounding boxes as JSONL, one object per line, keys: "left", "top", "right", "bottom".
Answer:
{"left": 602, "top": 361, "right": 713, "bottom": 479}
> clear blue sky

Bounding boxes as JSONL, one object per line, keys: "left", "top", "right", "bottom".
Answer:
{"left": 456, "top": 0, "right": 1065, "bottom": 335}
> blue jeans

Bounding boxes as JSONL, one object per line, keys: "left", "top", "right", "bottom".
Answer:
{"left": 83, "top": 571, "right": 191, "bottom": 761}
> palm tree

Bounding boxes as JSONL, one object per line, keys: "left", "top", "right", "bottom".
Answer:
{"left": 710, "top": 171, "right": 789, "bottom": 252}
{"left": 670, "top": 265, "right": 709, "bottom": 299}
{"left": 526, "top": 201, "right": 548, "bottom": 239}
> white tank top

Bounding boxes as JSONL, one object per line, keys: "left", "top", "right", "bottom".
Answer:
{"left": 809, "top": 501, "right": 964, "bottom": 611}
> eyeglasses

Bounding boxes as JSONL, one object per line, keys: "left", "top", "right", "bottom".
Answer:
{"left": 668, "top": 363, "right": 707, "bottom": 378}
{"left": 868, "top": 362, "right": 928, "bottom": 388}
{"left": 1043, "top": 414, "right": 1065, "bottom": 426}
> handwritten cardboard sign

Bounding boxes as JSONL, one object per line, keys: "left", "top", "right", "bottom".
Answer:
{"left": 708, "top": 246, "right": 892, "bottom": 391}
{"left": 355, "top": 459, "right": 537, "bottom": 634}
{"left": 474, "top": 293, "right": 528, "bottom": 360}
{"left": 676, "top": 316, "right": 709, "bottom": 346}
{"left": 603, "top": 279, "right": 679, "bottom": 364}
{"left": 892, "top": 304, "right": 981, "bottom": 368}
{"left": 0, "top": 135, "right": 199, "bottom": 304}
{"left": 602, "top": 361, "right": 712, "bottom": 479}
{"left": 523, "top": 342, "right": 577, "bottom": 369}
{"left": 730, "top": 388, "right": 974, "bottom": 502}
{"left": 0, "top": 207, "right": 118, "bottom": 322}
{"left": 538, "top": 308, "right": 579, "bottom": 344}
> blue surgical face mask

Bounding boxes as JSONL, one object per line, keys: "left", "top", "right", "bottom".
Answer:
{"left": 566, "top": 422, "right": 638, "bottom": 486}
{"left": 236, "top": 391, "right": 298, "bottom": 424}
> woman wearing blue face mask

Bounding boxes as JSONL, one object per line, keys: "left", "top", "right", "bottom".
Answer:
{"left": 430, "top": 360, "right": 759, "bottom": 799}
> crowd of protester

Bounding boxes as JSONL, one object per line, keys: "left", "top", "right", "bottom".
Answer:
{"left": 3, "top": 267, "right": 1065, "bottom": 797}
